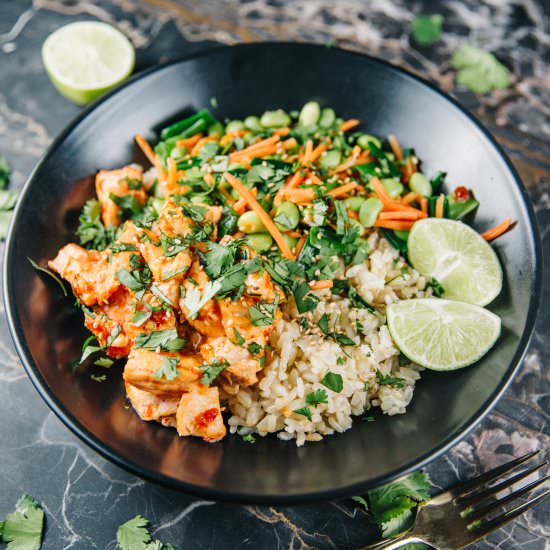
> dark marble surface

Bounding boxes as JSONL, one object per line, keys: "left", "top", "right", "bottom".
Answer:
{"left": 0, "top": 1, "right": 548, "bottom": 548}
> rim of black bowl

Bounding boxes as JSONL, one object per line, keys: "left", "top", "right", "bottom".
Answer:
{"left": 3, "top": 42, "right": 543, "bottom": 505}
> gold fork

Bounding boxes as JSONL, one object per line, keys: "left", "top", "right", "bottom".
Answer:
{"left": 365, "top": 450, "right": 549, "bottom": 550}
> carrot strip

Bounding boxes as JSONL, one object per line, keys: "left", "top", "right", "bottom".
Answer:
{"left": 370, "top": 177, "right": 422, "bottom": 214}
{"left": 420, "top": 197, "right": 428, "bottom": 214}
{"left": 135, "top": 134, "right": 166, "bottom": 179}
{"left": 203, "top": 173, "right": 215, "bottom": 186}
{"left": 233, "top": 188, "right": 257, "bottom": 215}
{"left": 303, "top": 140, "right": 313, "bottom": 164}
{"left": 294, "top": 234, "right": 307, "bottom": 256}
{"left": 355, "top": 151, "right": 372, "bottom": 164}
{"left": 435, "top": 194, "right": 445, "bottom": 218}
{"left": 176, "top": 132, "right": 203, "bottom": 149}
{"left": 307, "top": 171, "right": 324, "bottom": 186}
{"left": 190, "top": 135, "right": 218, "bottom": 156}
{"left": 309, "top": 142, "right": 328, "bottom": 164}
{"left": 401, "top": 157, "right": 416, "bottom": 183}
{"left": 167, "top": 158, "right": 178, "bottom": 188}
{"left": 282, "top": 137, "right": 298, "bottom": 150}
{"left": 309, "top": 280, "right": 334, "bottom": 290}
{"left": 231, "top": 135, "right": 280, "bottom": 159}
{"left": 388, "top": 134, "right": 403, "bottom": 161}
{"left": 224, "top": 173, "right": 294, "bottom": 259}
{"left": 481, "top": 217, "right": 514, "bottom": 241}
{"left": 373, "top": 220, "right": 415, "bottom": 230}
{"left": 285, "top": 230, "right": 301, "bottom": 239}
{"left": 340, "top": 119, "right": 360, "bottom": 132}
{"left": 273, "top": 127, "right": 290, "bottom": 136}
{"left": 232, "top": 145, "right": 278, "bottom": 163}
{"left": 333, "top": 145, "right": 362, "bottom": 173}
{"left": 220, "top": 130, "right": 246, "bottom": 147}
{"left": 378, "top": 210, "right": 425, "bottom": 221}
{"left": 401, "top": 192, "right": 419, "bottom": 206}
{"left": 327, "top": 182, "right": 358, "bottom": 198}
{"left": 284, "top": 188, "right": 315, "bottom": 203}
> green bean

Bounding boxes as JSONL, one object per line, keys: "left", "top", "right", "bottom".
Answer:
{"left": 160, "top": 109, "right": 213, "bottom": 140}
{"left": 244, "top": 115, "right": 262, "bottom": 132}
{"left": 208, "top": 121, "right": 224, "bottom": 137}
{"left": 281, "top": 233, "right": 298, "bottom": 251}
{"left": 359, "top": 197, "right": 383, "bottom": 227}
{"left": 245, "top": 233, "right": 273, "bottom": 253}
{"left": 225, "top": 120, "right": 245, "bottom": 133}
{"left": 318, "top": 107, "right": 336, "bottom": 128}
{"left": 238, "top": 210, "right": 266, "bottom": 233}
{"left": 260, "top": 109, "right": 291, "bottom": 128}
{"left": 299, "top": 101, "right": 321, "bottom": 126}
{"left": 409, "top": 172, "right": 432, "bottom": 197}
{"left": 345, "top": 196, "right": 366, "bottom": 212}
{"left": 274, "top": 201, "right": 300, "bottom": 231}
{"left": 320, "top": 149, "right": 341, "bottom": 169}
{"left": 381, "top": 178, "right": 404, "bottom": 198}
{"left": 169, "top": 146, "right": 187, "bottom": 160}
{"left": 357, "top": 134, "right": 382, "bottom": 150}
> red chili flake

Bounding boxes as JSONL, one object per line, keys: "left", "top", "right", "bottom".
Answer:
{"left": 454, "top": 186, "right": 470, "bottom": 202}
{"left": 195, "top": 408, "right": 219, "bottom": 429}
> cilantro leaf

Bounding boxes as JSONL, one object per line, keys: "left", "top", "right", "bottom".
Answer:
{"left": 427, "top": 277, "right": 445, "bottom": 297}
{"left": 109, "top": 192, "right": 143, "bottom": 218}
{"left": 116, "top": 515, "right": 151, "bottom": 550}
{"left": 232, "top": 328, "right": 245, "bottom": 346}
{"left": 154, "top": 356, "right": 180, "bottom": 381}
{"left": 376, "top": 371, "right": 406, "bottom": 389}
{"left": 451, "top": 44, "right": 512, "bottom": 94}
{"left": 293, "top": 407, "right": 312, "bottom": 421}
{"left": 321, "top": 372, "right": 343, "bottom": 393}
{"left": 411, "top": 14, "right": 443, "bottom": 45}
{"left": 247, "top": 342, "right": 262, "bottom": 357}
{"left": 292, "top": 281, "right": 320, "bottom": 314}
{"left": 28, "top": 257, "right": 68, "bottom": 296}
{"left": 182, "top": 279, "right": 221, "bottom": 319}
{"left": 135, "top": 329, "right": 186, "bottom": 352}
{"left": 305, "top": 389, "right": 328, "bottom": 406}
{"left": 242, "top": 433, "right": 256, "bottom": 444}
{"left": 199, "top": 358, "right": 229, "bottom": 386}
{"left": 318, "top": 313, "right": 356, "bottom": 346}
{"left": 0, "top": 156, "right": 10, "bottom": 190}
{"left": 110, "top": 242, "right": 138, "bottom": 253}
{"left": 249, "top": 295, "right": 280, "bottom": 326}
{"left": 150, "top": 283, "right": 175, "bottom": 307}
{"left": 218, "top": 206, "right": 238, "bottom": 238}
{"left": 160, "top": 233, "right": 187, "bottom": 258}
{"left": 311, "top": 198, "right": 329, "bottom": 227}
{"left": 0, "top": 494, "right": 44, "bottom": 550}
{"left": 181, "top": 203, "right": 207, "bottom": 222}
{"left": 334, "top": 199, "right": 349, "bottom": 235}
{"left": 201, "top": 240, "right": 241, "bottom": 279}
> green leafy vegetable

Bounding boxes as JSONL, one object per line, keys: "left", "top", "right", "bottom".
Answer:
{"left": 110, "top": 242, "right": 138, "bottom": 253}
{"left": 182, "top": 279, "right": 221, "bottom": 319}
{"left": 28, "top": 257, "right": 68, "bottom": 296}
{"left": 292, "top": 281, "right": 320, "bottom": 314}
{"left": 154, "top": 356, "right": 180, "bottom": 381}
{"left": 242, "top": 433, "right": 256, "bottom": 444}
{"left": 427, "top": 277, "right": 445, "bottom": 297}
{"left": 306, "top": 389, "right": 328, "bottom": 407}
{"left": 0, "top": 157, "right": 10, "bottom": 190}
{"left": 160, "top": 233, "right": 187, "bottom": 258}
{"left": 411, "top": 14, "right": 443, "bottom": 45}
{"left": 321, "top": 371, "right": 343, "bottom": 393}
{"left": 0, "top": 494, "right": 44, "bottom": 550}
{"left": 451, "top": 44, "right": 512, "bottom": 94}
{"left": 376, "top": 371, "right": 406, "bottom": 389}
{"left": 293, "top": 407, "right": 312, "bottom": 421}
{"left": 232, "top": 328, "right": 245, "bottom": 346}
{"left": 199, "top": 358, "right": 229, "bottom": 386}
{"left": 116, "top": 515, "right": 151, "bottom": 550}
{"left": 318, "top": 313, "right": 356, "bottom": 346}
{"left": 247, "top": 342, "right": 262, "bottom": 357}
{"left": 135, "top": 329, "right": 186, "bottom": 352}
{"left": 249, "top": 295, "right": 280, "bottom": 326}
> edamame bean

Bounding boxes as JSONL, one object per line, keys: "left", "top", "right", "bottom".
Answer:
{"left": 320, "top": 149, "right": 341, "bottom": 169}
{"left": 359, "top": 197, "right": 383, "bottom": 227}
{"left": 245, "top": 233, "right": 273, "bottom": 253}
{"left": 260, "top": 109, "right": 291, "bottom": 128}
{"left": 345, "top": 196, "right": 366, "bottom": 212}
{"left": 238, "top": 210, "right": 266, "bottom": 233}
{"left": 357, "top": 134, "right": 382, "bottom": 150}
{"left": 244, "top": 115, "right": 262, "bottom": 132}
{"left": 170, "top": 146, "right": 187, "bottom": 159}
{"left": 299, "top": 101, "right": 321, "bottom": 126}
{"left": 274, "top": 201, "right": 300, "bottom": 231}
{"left": 208, "top": 121, "right": 224, "bottom": 137}
{"left": 381, "top": 178, "right": 404, "bottom": 198}
{"left": 318, "top": 107, "right": 336, "bottom": 128}
{"left": 409, "top": 172, "right": 432, "bottom": 197}
{"left": 281, "top": 233, "right": 298, "bottom": 251}
{"left": 225, "top": 120, "right": 245, "bottom": 133}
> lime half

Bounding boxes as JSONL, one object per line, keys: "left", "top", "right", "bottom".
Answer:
{"left": 387, "top": 298, "right": 501, "bottom": 370}
{"left": 408, "top": 218, "right": 502, "bottom": 306}
{"left": 42, "top": 22, "right": 135, "bottom": 105}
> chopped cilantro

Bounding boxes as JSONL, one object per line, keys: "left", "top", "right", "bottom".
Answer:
{"left": 411, "top": 14, "right": 443, "bottom": 45}
{"left": 427, "top": 277, "right": 445, "bottom": 297}
{"left": 109, "top": 192, "right": 143, "bottom": 218}
{"left": 199, "top": 358, "right": 229, "bottom": 386}
{"left": 293, "top": 407, "right": 312, "bottom": 421}
{"left": 201, "top": 239, "right": 242, "bottom": 279}
{"left": 311, "top": 198, "right": 329, "bottom": 226}
{"left": 242, "top": 433, "right": 256, "bottom": 444}
{"left": 90, "top": 374, "right": 107, "bottom": 382}
{"left": 116, "top": 515, "right": 151, "bottom": 550}
{"left": 76, "top": 199, "right": 116, "bottom": 250}
{"left": 306, "top": 389, "right": 328, "bottom": 406}
{"left": 321, "top": 372, "right": 343, "bottom": 393}
{"left": 336, "top": 356, "right": 346, "bottom": 366}
{"left": 376, "top": 371, "right": 406, "bottom": 389}
{"left": 150, "top": 283, "right": 175, "bottom": 307}
{"left": 318, "top": 313, "right": 356, "bottom": 346}
{"left": 292, "top": 281, "right": 320, "bottom": 314}
{"left": 232, "top": 328, "right": 245, "bottom": 346}
{"left": 299, "top": 317, "right": 309, "bottom": 331}
{"left": 247, "top": 342, "right": 262, "bottom": 357}
{"left": 160, "top": 233, "right": 187, "bottom": 257}
{"left": 28, "top": 257, "right": 68, "bottom": 296}
{"left": 181, "top": 203, "right": 207, "bottom": 222}
{"left": 135, "top": 329, "right": 186, "bottom": 352}
{"left": 249, "top": 295, "right": 280, "bottom": 326}
{"left": 334, "top": 199, "right": 349, "bottom": 235}
{"left": 110, "top": 242, "right": 138, "bottom": 253}
{"left": 0, "top": 156, "right": 10, "bottom": 189}
{"left": 154, "top": 356, "right": 180, "bottom": 380}
{"left": 182, "top": 279, "right": 221, "bottom": 319}
{"left": 0, "top": 494, "right": 44, "bottom": 550}
{"left": 94, "top": 357, "right": 114, "bottom": 368}
{"left": 132, "top": 307, "right": 153, "bottom": 327}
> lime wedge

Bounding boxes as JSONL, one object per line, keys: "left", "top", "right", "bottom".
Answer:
{"left": 387, "top": 298, "right": 501, "bottom": 370}
{"left": 408, "top": 218, "right": 502, "bottom": 306}
{"left": 42, "top": 22, "right": 135, "bottom": 105}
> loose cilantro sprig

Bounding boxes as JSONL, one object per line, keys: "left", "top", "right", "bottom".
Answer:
{"left": 134, "top": 329, "right": 186, "bottom": 352}
{"left": 116, "top": 515, "right": 176, "bottom": 550}
{"left": 318, "top": 313, "right": 356, "bottom": 346}
{"left": 154, "top": 356, "right": 180, "bottom": 381}
{"left": 199, "top": 358, "right": 230, "bottom": 386}
{"left": 376, "top": 371, "right": 406, "bottom": 389}
{"left": 0, "top": 494, "right": 44, "bottom": 550}
{"left": 411, "top": 14, "right": 443, "bottom": 45}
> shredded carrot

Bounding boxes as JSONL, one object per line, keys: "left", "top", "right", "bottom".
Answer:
{"left": 333, "top": 145, "right": 362, "bottom": 173}
{"left": 273, "top": 127, "right": 290, "bottom": 136}
{"left": 231, "top": 135, "right": 280, "bottom": 160}
{"left": 307, "top": 171, "right": 324, "bottom": 186}
{"left": 435, "top": 194, "right": 445, "bottom": 218}
{"left": 309, "top": 142, "right": 329, "bottom": 164}
{"left": 327, "top": 182, "right": 358, "bottom": 198}
{"left": 370, "top": 177, "right": 421, "bottom": 214}
{"left": 348, "top": 209, "right": 359, "bottom": 220}
{"left": 233, "top": 188, "right": 257, "bottom": 215}
{"left": 284, "top": 188, "right": 315, "bottom": 203}
{"left": 378, "top": 210, "right": 425, "bottom": 221}
{"left": 232, "top": 145, "right": 278, "bottom": 163}
{"left": 340, "top": 119, "right": 360, "bottom": 132}
{"left": 167, "top": 158, "right": 177, "bottom": 188}
{"left": 203, "top": 173, "right": 215, "bottom": 186}
{"left": 295, "top": 234, "right": 307, "bottom": 256}
{"left": 286, "top": 171, "right": 306, "bottom": 190}
{"left": 373, "top": 220, "right": 415, "bottom": 230}
{"left": 401, "top": 192, "right": 419, "bottom": 206}
{"left": 420, "top": 197, "right": 428, "bottom": 214}
{"left": 285, "top": 230, "right": 301, "bottom": 239}
{"left": 481, "top": 217, "right": 514, "bottom": 241}
{"left": 401, "top": 157, "right": 416, "bottom": 183}
{"left": 176, "top": 132, "right": 203, "bottom": 149}
{"left": 281, "top": 137, "right": 298, "bottom": 150}
{"left": 388, "top": 134, "right": 403, "bottom": 161}
{"left": 309, "top": 280, "right": 334, "bottom": 290}
{"left": 302, "top": 140, "right": 313, "bottom": 164}
{"left": 224, "top": 173, "right": 294, "bottom": 259}
{"left": 220, "top": 130, "right": 246, "bottom": 147}
{"left": 190, "top": 135, "right": 218, "bottom": 156}
{"left": 135, "top": 134, "right": 166, "bottom": 179}
{"left": 355, "top": 151, "right": 372, "bottom": 164}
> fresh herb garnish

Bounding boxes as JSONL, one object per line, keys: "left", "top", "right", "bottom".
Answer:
{"left": 231, "top": 328, "right": 245, "bottom": 346}
{"left": 376, "top": 371, "right": 406, "bottom": 389}
{"left": 110, "top": 242, "right": 138, "bottom": 253}
{"left": 242, "top": 433, "right": 256, "bottom": 444}
{"left": 154, "top": 356, "right": 180, "bottom": 380}
{"left": 94, "top": 357, "right": 114, "bottom": 368}
{"left": 109, "top": 192, "right": 143, "bottom": 218}
{"left": 0, "top": 156, "right": 10, "bottom": 189}
{"left": 249, "top": 295, "right": 280, "bottom": 326}
{"left": 134, "top": 329, "right": 186, "bottom": 352}
{"left": 321, "top": 371, "right": 343, "bottom": 393}
{"left": 28, "top": 257, "right": 68, "bottom": 296}
{"left": 160, "top": 233, "right": 187, "bottom": 257}
{"left": 182, "top": 279, "right": 221, "bottom": 319}
{"left": 247, "top": 342, "right": 262, "bottom": 357}
{"left": 292, "top": 281, "right": 320, "bottom": 314}
{"left": 0, "top": 494, "right": 44, "bottom": 550}
{"left": 318, "top": 313, "right": 356, "bottom": 346}
{"left": 427, "top": 277, "right": 445, "bottom": 297}
{"left": 150, "top": 283, "right": 175, "bottom": 307}
{"left": 306, "top": 389, "right": 329, "bottom": 406}
{"left": 199, "top": 358, "right": 230, "bottom": 386}
{"left": 293, "top": 407, "right": 312, "bottom": 421}
{"left": 411, "top": 14, "right": 443, "bottom": 45}
{"left": 181, "top": 203, "right": 208, "bottom": 222}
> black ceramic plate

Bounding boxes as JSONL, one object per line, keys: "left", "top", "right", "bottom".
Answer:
{"left": 4, "top": 43, "right": 542, "bottom": 504}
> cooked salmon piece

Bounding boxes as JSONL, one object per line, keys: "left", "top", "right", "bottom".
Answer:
{"left": 49, "top": 243, "right": 122, "bottom": 306}
{"left": 201, "top": 336, "right": 260, "bottom": 386}
{"left": 123, "top": 348, "right": 201, "bottom": 394}
{"left": 157, "top": 200, "right": 222, "bottom": 238}
{"left": 138, "top": 237, "right": 192, "bottom": 284}
{"left": 176, "top": 383, "right": 226, "bottom": 442}
{"left": 95, "top": 165, "right": 147, "bottom": 227}
{"left": 125, "top": 382, "right": 180, "bottom": 421}
{"left": 218, "top": 297, "right": 276, "bottom": 343}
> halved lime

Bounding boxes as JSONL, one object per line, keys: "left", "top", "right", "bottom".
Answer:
{"left": 387, "top": 298, "right": 501, "bottom": 370}
{"left": 408, "top": 218, "right": 502, "bottom": 306}
{"left": 42, "top": 22, "right": 135, "bottom": 105}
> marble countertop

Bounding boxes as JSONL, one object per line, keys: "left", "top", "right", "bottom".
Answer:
{"left": 0, "top": 1, "right": 548, "bottom": 548}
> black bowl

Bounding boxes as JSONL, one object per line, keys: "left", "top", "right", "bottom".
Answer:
{"left": 3, "top": 43, "right": 542, "bottom": 504}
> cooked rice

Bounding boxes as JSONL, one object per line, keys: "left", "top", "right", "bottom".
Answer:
{"left": 225, "top": 230, "right": 430, "bottom": 446}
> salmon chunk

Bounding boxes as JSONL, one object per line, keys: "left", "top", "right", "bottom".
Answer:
{"left": 125, "top": 382, "right": 180, "bottom": 421}
{"left": 49, "top": 243, "right": 121, "bottom": 306}
{"left": 95, "top": 165, "right": 147, "bottom": 227}
{"left": 176, "top": 384, "right": 226, "bottom": 442}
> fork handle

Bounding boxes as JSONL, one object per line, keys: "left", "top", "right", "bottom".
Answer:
{"left": 366, "top": 532, "right": 427, "bottom": 549}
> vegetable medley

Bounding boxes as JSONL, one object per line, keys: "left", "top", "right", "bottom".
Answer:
{"left": 48, "top": 102, "right": 512, "bottom": 442}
